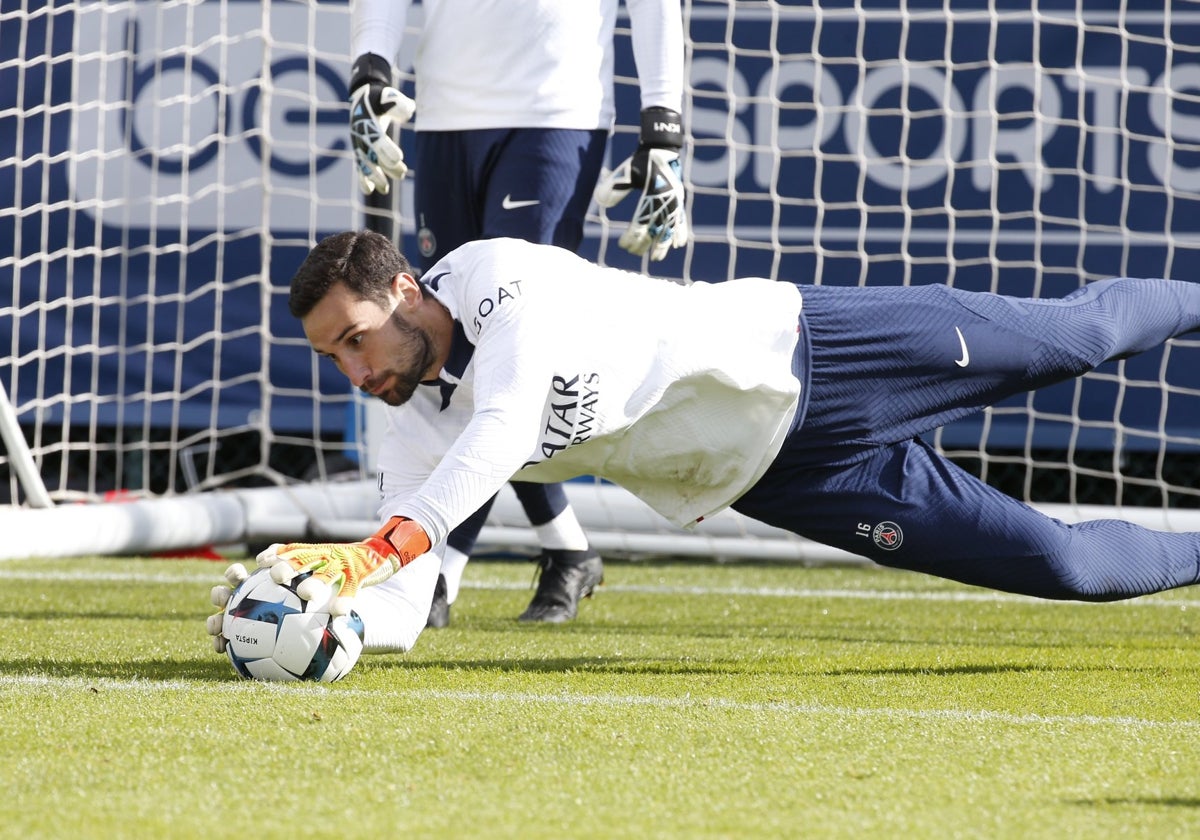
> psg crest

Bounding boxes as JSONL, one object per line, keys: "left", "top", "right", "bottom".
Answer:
{"left": 417, "top": 226, "right": 437, "bottom": 259}
{"left": 872, "top": 521, "right": 904, "bottom": 551}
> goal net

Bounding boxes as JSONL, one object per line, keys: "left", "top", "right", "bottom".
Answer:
{"left": 2, "top": 0, "right": 1199, "bottom": 561}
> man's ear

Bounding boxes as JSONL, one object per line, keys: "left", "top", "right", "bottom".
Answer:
{"left": 391, "top": 272, "right": 422, "bottom": 309}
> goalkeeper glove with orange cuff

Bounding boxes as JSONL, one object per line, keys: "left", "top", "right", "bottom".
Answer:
{"left": 594, "top": 107, "right": 689, "bottom": 261}
{"left": 256, "top": 516, "right": 432, "bottom": 616}
{"left": 349, "top": 52, "right": 416, "bottom": 195}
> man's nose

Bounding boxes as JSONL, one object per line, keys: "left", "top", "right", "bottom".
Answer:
{"left": 346, "top": 359, "right": 370, "bottom": 388}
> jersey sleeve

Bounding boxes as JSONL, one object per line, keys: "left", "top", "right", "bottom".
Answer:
{"left": 351, "top": 0, "right": 413, "bottom": 66}
{"left": 353, "top": 550, "right": 441, "bottom": 653}
{"left": 383, "top": 249, "right": 559, "bottom": 546}
{"left": 374, "top": 401, "right": 446, "bottom": 524}
{"left": 626, "top": 0, "right": 686, "bottom": 112}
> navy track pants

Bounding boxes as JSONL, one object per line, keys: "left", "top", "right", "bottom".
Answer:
{"left": 733, "top": 278, "right": 1200, "bottom": 600}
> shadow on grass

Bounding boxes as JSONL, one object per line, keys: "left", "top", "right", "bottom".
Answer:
{"left": 8, "top": 652, "right": 1196, "bottom": 700}
{"left": 360, "top": 654, "right": 1196, "bottom": 681}
{"left": 365, "top": 655, "right": 739, "bottom": 677}
{"left": 0, "top": 609, "right": 206, "bottom": 622}
{"left": 0, "top": 656, "right": 242, "bottom": 683}
{"left": 1069, "top": 796, "right": 1200, "bottom": 809}
{"left": 457, "top": 615, "right": 1196, "bottom": 654}
{"left": 818, "top": 662, "right": 1137, "bottom": 678}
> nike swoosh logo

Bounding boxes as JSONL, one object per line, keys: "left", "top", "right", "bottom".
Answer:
{"left": 501, "top": 195, "right": 540, "bottom": 210}
{"left": 954, "top": 326, "right": 970, "bottom": 368}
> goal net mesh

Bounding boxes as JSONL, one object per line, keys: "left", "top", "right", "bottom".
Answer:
{"left": 3, "top": 0, "right": 1200, "bottom": 559}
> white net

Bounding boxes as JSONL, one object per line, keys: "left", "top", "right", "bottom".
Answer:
{"left": 2, "top": 0, "right": 363, "bottom": 506}
{"left": 2, "top": 0, "right": 1200, "bottom": 558}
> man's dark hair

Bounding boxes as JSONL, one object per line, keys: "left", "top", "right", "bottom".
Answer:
{"left": 289, "top": 230, "right": 413, "bottom": 318}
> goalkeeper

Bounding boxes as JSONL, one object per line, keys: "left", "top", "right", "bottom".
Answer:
{"left": 210, "top": 232, "right": 1200, "bottom": 654}
{"left": 346, "top": 0, "right": 688, "bottom": 628}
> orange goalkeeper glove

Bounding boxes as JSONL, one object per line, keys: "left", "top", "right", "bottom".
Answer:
{"left": 256, "top": 517, "right": 431, "bottom": 615}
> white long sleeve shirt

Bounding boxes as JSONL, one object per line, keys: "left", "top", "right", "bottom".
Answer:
{"left": 351, "top": 0, "right": 685, "bottom": 131}
{"left": 376, "top": 239, "right": 804, "bottom": 547}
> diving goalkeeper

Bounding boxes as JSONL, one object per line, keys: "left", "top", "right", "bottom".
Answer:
{"left": 210, "top": 232, "right": 1200, "bottom": 654}
{"left": 346, "top": 0, "right": 689, "bottom": 627}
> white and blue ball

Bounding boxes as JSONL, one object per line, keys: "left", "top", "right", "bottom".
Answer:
{"left": 222, "top": 567, "right": 364, "bottom": 683}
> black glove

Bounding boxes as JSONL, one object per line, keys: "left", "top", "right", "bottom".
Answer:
{"left": 595, "top": 107, "right": 689, "bottom": 260}
{"left": 348, "top": 52, "right": 416, "bottom": 195}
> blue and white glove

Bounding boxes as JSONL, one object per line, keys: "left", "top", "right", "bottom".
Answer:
{"left": 595, "top": 107, "right": 689, "bottom": 261}
{"left": 349, "top": 52, "right": 416, "bottom": 195}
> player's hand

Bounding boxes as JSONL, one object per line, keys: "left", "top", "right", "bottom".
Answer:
{"left": 349, "top": 52, "right": 416, "bottom": 195}
{"left": 256, "top": 517, "right": 431, "bottom": 615}
{"left": 205, "top": 562, "right": 249, "bottom": 653}
{"left": 594, "top": 107, "right": 689, "bottom": 261}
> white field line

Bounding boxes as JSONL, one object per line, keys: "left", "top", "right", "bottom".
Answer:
{"left": 1, "top": 568, "right": 1200, "bottom": 609}
{"left": 1, "top": 673, "right": 1196, "bottom": 733}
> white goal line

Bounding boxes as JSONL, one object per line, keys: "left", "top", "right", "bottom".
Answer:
{"left": 2, "top": 674, "right": 1196, "bottom": 733}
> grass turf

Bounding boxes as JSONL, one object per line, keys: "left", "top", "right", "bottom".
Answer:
{"left": 1, "top": 555, "right": 1199, "bottom": 839}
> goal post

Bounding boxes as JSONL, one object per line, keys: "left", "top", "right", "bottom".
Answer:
{"left": 0, "top": 379, "right": 52, "bottom": 509}
{"left": 2, "top": 0, "right": 1199, "bottom": 562}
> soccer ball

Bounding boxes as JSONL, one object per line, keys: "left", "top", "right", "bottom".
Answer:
{"left": 221, "top": 567, "right": 365, "bottom": 683}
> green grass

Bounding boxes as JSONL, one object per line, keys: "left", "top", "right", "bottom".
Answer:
{"left": 2, "top": 555, "right": 1200, "bottom": 839}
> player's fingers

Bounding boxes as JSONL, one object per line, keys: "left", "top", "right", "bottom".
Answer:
{"left": 619, "top": 225, "right": 651, "bottom": 257}
{"left": 224, "top": 562, "right": 249, "bottom": 585}
{"left": 674, "top": 209, "right": 690, "bottom": 247}
{"left": 595, "top": 185, "right": 627, "bottom": 207}
{"left": 370, "top": 168, "right": 393, "bottom": 193}
{"left": 269, "top": 561, "right": 299, "bottom": 586}
{"left": 205, "top": 612, "right": 224, "bottom": 636}
{"left": 296, "top": 575, "right": 333, "bottom": 605}
{"left": 254, "top": 545, "right": 285, "bottom": 569}
{"left": 594, "top": 163, "right": 633, "bottom": 208}
{"left": 210, "top": 585, "right": 231, "bottom": 609}
{"left": 383, "top": 159, "right": 408, "bottom": 181}
{"left": 212, "top": 634, "right": 227, "bottom": 654}
{"left": 329, "top": 595, "right": 355, "bottom": 617}
{"left": 368, "top": 133, "right": 406, "bottom": 176}
{"left": 379, "top": 87, "right": 416, "bottom": 123}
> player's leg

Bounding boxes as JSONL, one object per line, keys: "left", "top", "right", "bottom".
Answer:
{"left": 793, "top": 277, "right": 1200, "bottom": 450}
{"left": 411, "top": 130, "right": 486, "bottom": 270}
{"left": 411, "top": 127, "right": 607, "bottom": 258}
{"left": 419, "top": 495, "right": 498, "bottom": 629}
{"left": 734, "top": 437, "right": 1200, "bottom": 601}
{"left": 510, "top": 480, "right": 603, "bottom": 622}
{"left": 430, "top": 480, "right": 601, "bottom": 624}
{"left": 409, "top": 130, "right": 496, "bottom": 626}
{"left": 478, "top": 128, "right": 609, "bottom": 249}
{"left": 475, "top": 127, "right": 608, "bottom": 621}
{"left": 409, "top": 130, "right": 600, "bottom": 623}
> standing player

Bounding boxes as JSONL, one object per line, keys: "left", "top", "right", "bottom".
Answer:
{"left": 345, "top": 0, "right": 689, "bottom": 627}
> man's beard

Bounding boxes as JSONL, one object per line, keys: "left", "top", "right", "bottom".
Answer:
{"left": 364, "top": 312, "right": 437, "bottom": 407}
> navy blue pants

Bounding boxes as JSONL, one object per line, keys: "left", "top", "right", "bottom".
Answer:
{"left": 413, "top": 127, "right": 609, "bottom": 554}
{"left": 412, "top": 128, "right": 609, "bottom": 269}
{"left": 733, "top": 278, "right": 1200, "bottom": 600}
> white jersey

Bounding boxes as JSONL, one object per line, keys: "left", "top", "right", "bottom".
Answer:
{"left": 351, "top": 0, "right": 685, "bottom": 131}
{"left": 375, "top": 239, "right": 805, "bottom": 547}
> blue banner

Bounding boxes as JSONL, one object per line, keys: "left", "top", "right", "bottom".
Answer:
{"left": 3, "top": 0, "right": 1198, "bottom": 450}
